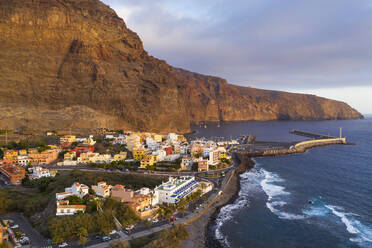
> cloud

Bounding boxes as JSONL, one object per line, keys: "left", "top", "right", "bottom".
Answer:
{"left": 102, "top": 0, "right": 372, "bottom": 90}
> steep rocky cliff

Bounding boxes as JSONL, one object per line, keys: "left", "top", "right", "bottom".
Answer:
{"left": 0, "top": 0, "right": 363, "bottom": 133}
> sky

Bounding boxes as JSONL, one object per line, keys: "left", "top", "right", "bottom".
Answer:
{"left": 102, "top": 0, "right": 372, "bottom": 114}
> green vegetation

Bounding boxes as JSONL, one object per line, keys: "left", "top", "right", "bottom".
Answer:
{"left": 87, "top": 160, "right": 140, "bottom": 171}
{"left": 109, "top": 225, "right": 188, "bottom": 248}
{"left": 145, "top": 224, "right": 189, "bottom": 248}
{"left": 47, "top": 212, "right": 115, "bottom": 243}
{"left": 2, "top": 139, "right": 52, "bottom": 152}
{"left": 0, "top": 130, "right": 12, "bottom": 134}
{"left": 149, "top": 159, "right": 181, "bottom": 172}
{"left": 0, "top": 189, "right": 50, "bottom": 216}
{"left": 0, "top": 242, "right": 11, "bottom": 248}
{"left": 0, "top": 170, "right": 164, "bottom": 217}
{"left": 103, "top": 199, "right": 139, "bottom": 227}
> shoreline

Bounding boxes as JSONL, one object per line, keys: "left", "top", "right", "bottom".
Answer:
{"left": 179, "top": 153, "right": 255, "bottom": 248}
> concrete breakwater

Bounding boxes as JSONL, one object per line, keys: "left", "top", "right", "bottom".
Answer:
{"left": 235, "top": 138, "right": 349, "bottom": 157}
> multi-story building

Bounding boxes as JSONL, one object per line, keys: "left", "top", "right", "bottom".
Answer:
{"left": 0, "top": 222, "right": 9, "bottom": 245}
{"left": 30, "top": 166, "right": 52, "bottom": 180}
{"left": 64, "top": 151, "right": 76, "bottom": 161}
{"left": 140, "top": 155, "right": 155, "bottom": 168}
{"left": 60, "top": 135, "right": 76, "bottom": 144}
{"left": 155, "top": 176, "right": 199, "bottom": 204}
{"left": 167, "top": 133, "right": 178, "bottom": 143}
{"left": 19, "top": 150, "right": 28, "bottom": 156}
{"left": 153, "top": 134, "right": 163, "bottom": 143}
{"left": 75, "top": 144, "right": 94, "bottom": 157}
{"left": 17, "top": 156, "right": 31, "bottom": 167}
{"left": 56, "top": 182, "right": 89, "bottom": 201}
{"left": 198, "top": 159, "right": 209, "bottom": 172}
{"left": 208, "top": 150, "right": 220, "bottom": 165}
{"left": 164, "top": 146, "right": 173, "bottom": 155}
{"left": 111, "top": 185, "right": 133, "bottom": 202}
{"left": 126, "top": 134, "right": 141, "bottom": 151}
{"left": 113, "top": 152, "right": 127, "bottom": 162}
{"left": 77, "top": 152, "right": 111, "bottom": 164}
{"left": 146, "top": 137, "right": 159, "bottom": 151}
{"left": 4, "top": 150, "right": 18, "bottom": 160}
{"left": 29, "top": 150, "right": 58, "bottom": 166}
{"left": 180, "top": 156, "right": 193, "bottom": 170}
{"left": 152, "top": 150, "right": 166, "bottom": 161}
{"left": 0, "top": 165, "right": 26, "bottom": 185}
{"left": 92, "top": 181, "right": 112, "bottom": 198}
{"left": 133, "top": 148, "right": 146, "bottom": 161}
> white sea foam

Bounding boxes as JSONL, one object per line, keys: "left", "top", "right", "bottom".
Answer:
{"left": 260, "top": 169, "right": 305, "bottom": 220}
{"left": 303, "top": 205, "right": 330, "bottom": 217}
{"left": 214, "top": 169, "right": 263, "bottom": 247}
{"left": 326, "top": 205, "right": 372, "bottom": 246}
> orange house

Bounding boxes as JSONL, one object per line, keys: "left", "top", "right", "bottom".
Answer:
{"left": 29, "top": 150, "right": 58, "bottom": 166}
{"left": 0, "top": 165, "right": 26, "bottom": 185}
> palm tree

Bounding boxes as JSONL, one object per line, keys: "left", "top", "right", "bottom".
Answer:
{"left": 77, "top": 227, "right": 88, "bottom": 247}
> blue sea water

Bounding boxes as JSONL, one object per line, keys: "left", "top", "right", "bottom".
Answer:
{"left": 191, "top": 117, "right": 372, "bottom": 248}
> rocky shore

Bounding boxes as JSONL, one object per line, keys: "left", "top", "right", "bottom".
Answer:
{"left": 179, "top": 153, "right": 255, "bottom": 248}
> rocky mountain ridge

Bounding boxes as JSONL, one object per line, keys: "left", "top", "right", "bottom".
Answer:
{"left": 0, "top": 0, "right": 363, "bottom": 133}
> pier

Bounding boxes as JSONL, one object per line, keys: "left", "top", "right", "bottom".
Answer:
{"left": 290, "top": 130, "right": 336, "bottom": 139}
{"left": 232, "top": 128, "right": 349, "bottom": 157}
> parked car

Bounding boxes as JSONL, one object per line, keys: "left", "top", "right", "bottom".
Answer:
{"left": 152, "top": 218, "right": 159, "bottom": 223}
{"left": 58, "top": 242, "right": 68, "bottom": 248}
{"left": 171, "top": 217, "right": 177, "bottom": 222}
{"left": 11, "top": 224, "right": 19, "bottom": 229}
{"left": 102, "top": 236, "right": 110, "bottom": 242}
{"left": 95, "top": 235, "right": 101, "bottom": 239}
{"left": 110, "top": 230, "right": 117, "bottom": 235}
{"left": 19, "top": 237, "right": 30, "bottom": 245}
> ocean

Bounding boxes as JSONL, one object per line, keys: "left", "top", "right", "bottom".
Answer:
{"left": 190, "top": 116, "right": 372, "bottom": 248}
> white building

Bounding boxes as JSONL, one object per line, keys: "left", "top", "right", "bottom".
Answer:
{"left": 146, "top": 137, "right": 159, "bottom": 151}
{"left": 200, "top": 181, "right": 213, "bottom": 195}
{"left": 56, "top": 201, "right": 86, "bottom": 216}
{"left": 164, "top": 154, "right": 181, "bottom": 162}
{"left": 180, "top": 145, "right": 189, "bottom": 155}
{"left": 57, "top": 160, "right": 78, "bottom": 166}
{"left": 203, "top": 147, "right": 211, "bottom": 158}
{"left": 92, "top": 181, "right": 112, "bottom": 198}
{"left": 126, "top": 134, "right": 141, "bottom": 151}
{"left": 77, "top": 152, "right": 112, "bottom": 164}
{"left": 155, "top": 176, "right": 199, "bottom": 204}
{"left": 113, "top": 135, "right": 127, "bottom": 145}
{"left": 181, "top": 156, "right": 194, "bottom": 170}
{"left": 208, "top": 150, "right": 220, "bottom": 165}
{"left": 152, "top": 150, "right": 166, "bottom": 161}
{"left": 167, "top": 133, "right": 178, "bottom": 144}
{"left": 31, "top": 166, "right": 51, "bottom": 179}
{"left": 56, "top": 182, "right": 89, "bottom": 201}
{"left": 17, "top": 156, "right": 31, "bottom": 167}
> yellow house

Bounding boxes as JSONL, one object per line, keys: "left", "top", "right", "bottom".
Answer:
{"left": 133, "top": 148, "right": 146, "bottom": 161}
{"left": 60, "top": 135, "right": 76, "bottom": 144}
{"left": 64, "top": 151, "right": 76, "bottom": 161}
{"left": 140, "top": 155, "right": 155, "bottom": 168}
{"left": 153, "top": 134, "right": 163, "bottom": 143}
{"left": 19, "top": 150, "right": 28, "bottom": 156}
{"left": 113, "top": 152, "right": 127, "bottom": 161}
{"left": 220, "top": 153, "right": 227, "bottom": 159}
{"left": 4, "top": 150, "right": 18, "bottom": 159}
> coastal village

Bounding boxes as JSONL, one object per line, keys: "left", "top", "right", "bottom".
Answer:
{"left": 0, "top": 130, "right": 237, "bottom": 248}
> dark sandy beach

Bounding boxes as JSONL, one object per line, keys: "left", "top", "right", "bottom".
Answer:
{"left": 180, "top": 154, "right": 255, "bottom": 248}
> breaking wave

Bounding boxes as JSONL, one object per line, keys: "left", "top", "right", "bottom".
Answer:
{"left": 261, "top": 169, "right": 305, "bottom": 220}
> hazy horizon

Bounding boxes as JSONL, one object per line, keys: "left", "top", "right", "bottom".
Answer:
{"left": 102, "top": 0, "right": 372, "bottom": 114}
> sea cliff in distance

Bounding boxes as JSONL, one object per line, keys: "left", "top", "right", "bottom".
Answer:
{"left": 0, "top": 0, "right": 363, "bottom": 134}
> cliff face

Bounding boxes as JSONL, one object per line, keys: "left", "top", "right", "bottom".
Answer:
{"left": 0, "top": 0, "right": 363, "bottom": 133}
